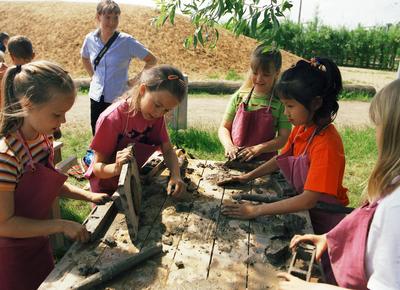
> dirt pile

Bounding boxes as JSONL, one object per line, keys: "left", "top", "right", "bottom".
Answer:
{"left": 0, "top": 2, "right": 301, "bottom": 79}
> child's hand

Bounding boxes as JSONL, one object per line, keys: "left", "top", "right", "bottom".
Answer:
{"left": 237, "top": 145, "right": 261, "bottom": 162}
{"left": 114, "top": 147, "right": 133, "bottom": 175}
{"left": 221, "top": 201, "right": 259, "bottom": 219}
{"left": 89, "top": 192, "right": 112, "bottom": 205}
{"left": 167, "top": 177, "right": 186, "bottom": 197}
{"left": 277, "top": 272, "right": 310, "bottom": 289}
{"left": 217, "top": 175, "right": 249, "bottom": 187}
{"left": 289, "top": 234, "right": 327, "bottom": 262}
{"left": 61, "top": 220, "right": 90, "bottom": 243}
{"left": 225, "top": 145, "right": 241, "bottom": 160}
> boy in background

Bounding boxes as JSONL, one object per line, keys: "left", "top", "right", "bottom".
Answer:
{"left": 7, "top": 35, "right": 35, "bottom": 65}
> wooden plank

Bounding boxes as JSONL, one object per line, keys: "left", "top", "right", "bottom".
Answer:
{"left": 55, "top": 155, "right": 77, "bottom": 174}
{"left": 164, "top": 160, "right": 224, "bottom": 287}
{"left": 115, "top": 151, "right": 142, "bottom": 242}
{"left": 207, "top": 161, "right": 251, "bottom": 290}
{"left": 104, "top": 159, "right": 207, "bottom": 289}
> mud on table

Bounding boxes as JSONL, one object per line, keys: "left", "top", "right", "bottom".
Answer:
{"left": 40, "top": 159, "right": 314, "bottom": 290}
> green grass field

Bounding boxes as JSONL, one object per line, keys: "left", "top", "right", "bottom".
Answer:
{"left": 59, "top": 123, "right": 376, "bottom": 223}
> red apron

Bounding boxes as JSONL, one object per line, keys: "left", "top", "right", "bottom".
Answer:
{"left": 0, "top": 131, "right": 67, "bottom": 290}
{"left": 87, "top": 115, "right": 160, "bottom": 194}
{"left": 326, "top": 201, "right": 379, "bottom": 289}
{"left": 275, "top": 127, "right": 345, "bottom": 284}
{"left": 231, "top": 88, "right": 277, "bottom": 161}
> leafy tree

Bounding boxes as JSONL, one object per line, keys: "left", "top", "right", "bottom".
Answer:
{"left": 154, "top": 0, "right": 293, "bottom": 48}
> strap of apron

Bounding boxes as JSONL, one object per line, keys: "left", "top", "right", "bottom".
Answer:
{"left": 16, "top": 130, "right": 36, "bottom": 170}
{"left": 242, "top": 87, "right": 255, "bottom": 106}
{"left": 300, "top": 128, "right": 318, "bottom": 156}
{"left": 266, "top": 92, "right": 274, "bottom": 110}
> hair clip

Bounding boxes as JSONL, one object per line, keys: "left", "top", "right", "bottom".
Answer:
{"left": 167, "top": 75, "right": 179, "bottom": 80}
{"left": 310, "top": 57, "right": 326, "bottom": 72}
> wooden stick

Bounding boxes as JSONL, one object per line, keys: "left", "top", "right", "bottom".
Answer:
{"left": 71, "top": 244, "right": 163, "bottom": 290}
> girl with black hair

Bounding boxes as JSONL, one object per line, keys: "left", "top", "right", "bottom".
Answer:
{"left": 220, "top": 58, "right": 349, "bottom": 284}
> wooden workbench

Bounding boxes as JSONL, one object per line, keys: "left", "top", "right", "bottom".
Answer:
{"left": 40, "top": 159, "right": 314, "bottom": 290}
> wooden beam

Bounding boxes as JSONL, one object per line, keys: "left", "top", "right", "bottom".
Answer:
{"left": 115, "top": 147, "right": 142, "bottom": 242}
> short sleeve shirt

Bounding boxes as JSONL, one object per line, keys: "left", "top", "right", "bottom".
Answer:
{"left": 81, "top": 30, "right": 150, "bottom": 103}
{"left": 0, "top": 133, "right": 51, "bottom": 193}
{"left": 90, "top": 100, "right": 169, "bottom": 158}
{"left": 281, "top": 124, "right": 349, "bottom": 205}
{"left": 223, "top": 90, "right": 291, "bottom": 131}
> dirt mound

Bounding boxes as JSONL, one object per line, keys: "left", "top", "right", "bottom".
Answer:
{"left": 0, "top": 2, "right": 301, "bottom": 79}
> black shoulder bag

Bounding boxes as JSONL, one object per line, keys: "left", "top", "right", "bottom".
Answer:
{"left": 93, "top": 31, "right": 120, "bottom": 71}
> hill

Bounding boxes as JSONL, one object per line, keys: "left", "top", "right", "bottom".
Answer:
{"left": 0, "top": 1, "right": 301, "bottom": 79}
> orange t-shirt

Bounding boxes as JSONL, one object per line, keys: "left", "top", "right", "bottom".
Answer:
{"left": 281, "top": 124, "right": 349, "bottom": 206}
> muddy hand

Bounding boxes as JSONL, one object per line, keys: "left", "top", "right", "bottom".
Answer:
{"left": 221, "top": 201, "right": 258, "bottom": 219}
{"left": 217, "top": 175, "right": 247, "bottom": 187}
{"left": 90, "top": 192, "right": 113, "bottom": 205}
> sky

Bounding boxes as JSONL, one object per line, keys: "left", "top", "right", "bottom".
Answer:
{"left": 28, "top": 0, "right": 400, "bottom": 28}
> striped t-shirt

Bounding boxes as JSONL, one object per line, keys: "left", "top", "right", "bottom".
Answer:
{"left": 0, "top": 133, "right": 52, "bottom": 193}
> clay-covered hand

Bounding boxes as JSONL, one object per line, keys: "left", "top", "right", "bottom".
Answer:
{"left": 89, "top": 192, "right": 112, "bottom": 205}
{"left": 217, "top": 175, "right": 249, "bottom": 187}
{"left": 225, "top": 144, "right": 242, "bottom": 160}
{"left": 289, "top": 234, "right": 328, "bottom": 262}
{"left": 61, "top": 220, "right": 90, "bottom": 243}
{"left": 277, "top": 272, "right": 310, "bottom": 289}
{"left": 236, "top": 145, "right": 261, "bottom": 162}
{"left": 114, "top": 147, "right": 134, "bottom": 175}
{"left": 167, "top": 177, "right": 186, "bottom": 197}
{"left": 221, "top": 201, "right": 259, "bottom": 219}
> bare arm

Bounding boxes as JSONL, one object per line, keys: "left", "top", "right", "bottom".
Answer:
{"left": 92, "top": 147, "right": 133, "bottom": 179}
{"left": 81, "top": 56, "right": 94, "bottom": 78}
{"left": 128, "top": 51, "right": 157, "bottom": 87}
{"left": 253, "top": 190, "right": 320, "bottom": 216}
{"left": 218, "top": 119, "right": 241, "bottom": 159}
{"left": 0, "top": 191, "right": 89, "bottom": 241}
{"left": 59, "top": 182, "right": 110, "bottom": 204}
{"left": 222, "top": 190, "right": 320, "bottom": 219}
{"left": 278, "top": 272, "right": 351, "bottom": 290}
{"left": 161, "top": 141, "right": 185, "bottom": 196}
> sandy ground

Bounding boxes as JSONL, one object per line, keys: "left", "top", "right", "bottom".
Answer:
{"left": 66, "top": 94, "right": 372, "bottom": 132}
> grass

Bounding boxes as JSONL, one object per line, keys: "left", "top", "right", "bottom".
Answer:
{"left": 59, "top": 124, "right": 375, "bottom": 224}
{"left": 225, "top": 69, "right": 244, "bottom": 81}
{"left": 341, "top": 126, "right": 377, "bottom": 207}
{"left": 339, "top": 90, "right": 374, "bottom": 102}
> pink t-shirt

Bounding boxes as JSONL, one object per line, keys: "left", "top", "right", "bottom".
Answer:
{"left": 90, "top": 99, "right": 169, "bottom": 157}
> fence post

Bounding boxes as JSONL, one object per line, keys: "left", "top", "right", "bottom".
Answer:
{"left": 170, "top": 74, "right": 188, "bottom": 130}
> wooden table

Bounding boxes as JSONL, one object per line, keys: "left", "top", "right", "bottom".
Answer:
{"left": 40, "top": 159, "right": 314, "bottom": 290}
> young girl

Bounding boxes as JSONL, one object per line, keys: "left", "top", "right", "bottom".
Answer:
{"left": 278, "top": 79, "right": 400, "bottom": 290}
{"left": 221, "top": 58, "right": 349, "bottom": 283}
{"left": 0, "top": 61, "right": 109, "bottom": 290}
{"left": 218, "top": 45, "right": 291, "bottom": 162}
{"left": 81, "top": 0, "right": 157, "bottom": 135}
{"left": 87, "top": 65, "right": 186, "bottom": 197}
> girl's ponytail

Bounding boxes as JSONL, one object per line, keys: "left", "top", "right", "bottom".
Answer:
{"left": 0, "top": 66, "right": 25, "bottom": 137}
{"left": 313, "top": 58, "right": 342, "bottom": 126}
